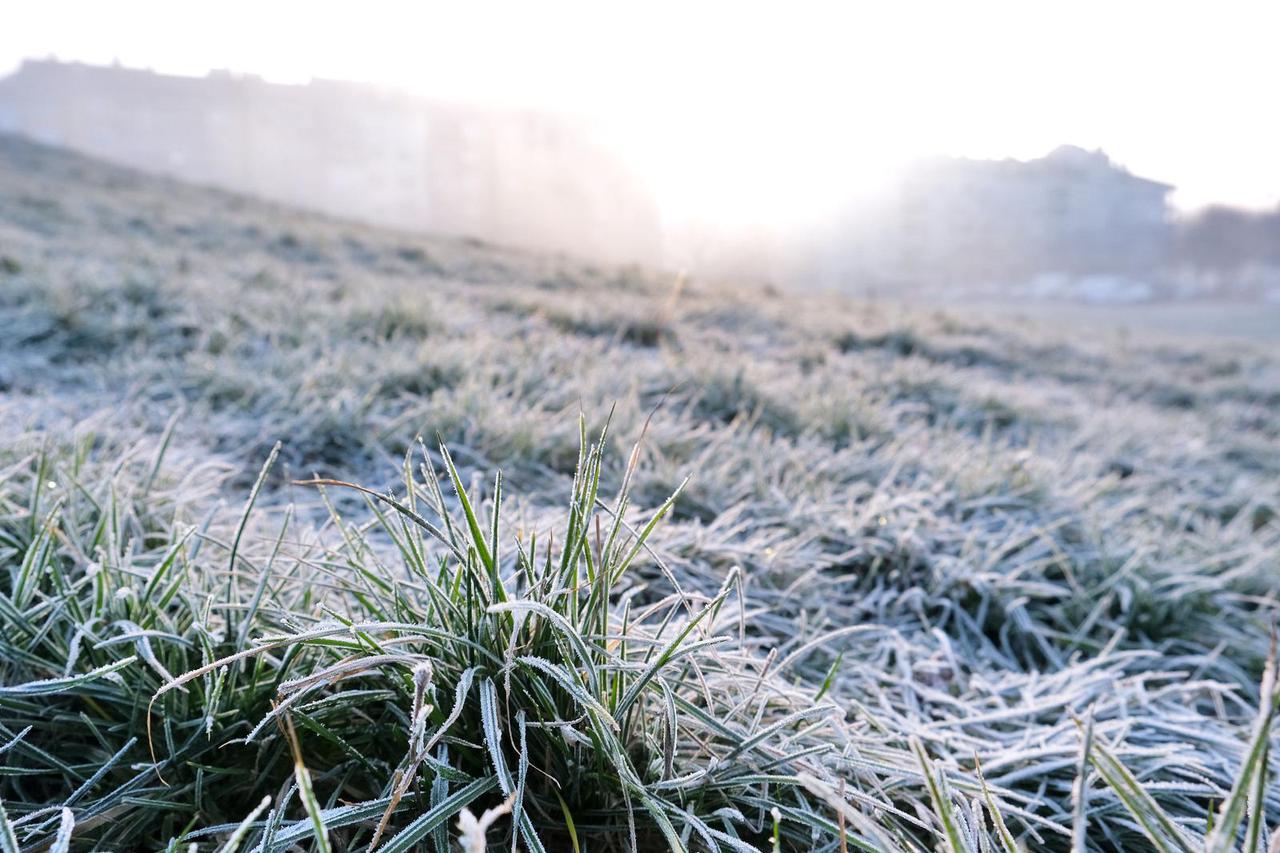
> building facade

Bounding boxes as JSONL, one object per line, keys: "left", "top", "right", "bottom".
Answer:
{"left": 813, "top": 145, "right": 1175, "bottom": 294}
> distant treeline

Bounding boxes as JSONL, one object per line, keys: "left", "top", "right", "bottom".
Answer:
{"left": 1176, "top": 205, "right": 1280, "bottom": 270}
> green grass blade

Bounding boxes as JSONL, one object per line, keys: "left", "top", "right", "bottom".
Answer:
{"left": 1071, "top": 712, "right": 1095, "bottom": 853}
{"left": 0, "top": 656, "right": 137, "bottom": 696}
{"left": 0, "top": 798, "right": 19, "bottom": 853}
{"left": 912, "top": 738, "right": 972, "bottom": 853}
{"left": 376, "top": 776, "right": 500, "bottom": 853}
{"left": 975, "top": 757, "right": 1018, "bottom": 853}
{"left": 1206, "top": 648, "right": 1279, "bottom": 853}
{"left": 213, "top": 795, "right": 272, "bottom": 853}
{"left": 1088, "top": 738, "right": 1196, "bottom": 853}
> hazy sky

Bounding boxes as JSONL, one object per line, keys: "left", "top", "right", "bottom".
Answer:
{"left": 5, "top": 1, "right": 1280, "bottom": 219}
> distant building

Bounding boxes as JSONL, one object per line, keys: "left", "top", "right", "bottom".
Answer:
{"left": 0, "top": 59, "right": 661, "bottom": 265}
{"left": 814, "top": 145, "right": 1175, "bottom": 293}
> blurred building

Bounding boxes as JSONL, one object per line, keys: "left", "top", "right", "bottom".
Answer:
{"left": 816, "top": 145, "right": 1175, "bottom": 295}
{"left": 0, "top": 59, "right": 661, "bottom": 265}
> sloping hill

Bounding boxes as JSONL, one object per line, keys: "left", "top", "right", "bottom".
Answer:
{"left": 1, "top": 133, "right": 1278, "bottom": 851}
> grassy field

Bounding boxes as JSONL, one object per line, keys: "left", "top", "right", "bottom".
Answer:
{"left": 940, "top": 300, "right": 1280, "bottom": 344}
{"left": 1, "top": 133, "right": 1278, "bottom": 852}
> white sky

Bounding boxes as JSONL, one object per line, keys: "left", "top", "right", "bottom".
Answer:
{"left": 4, "top": 0, "right": 1280, "bottom": 220}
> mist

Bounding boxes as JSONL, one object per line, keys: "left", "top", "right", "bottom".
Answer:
{"left": 6, "top": 1, "right": 1280, "bottom": 306}
{"left": 5, "top": 56, "right": 1280, "bottom": 307}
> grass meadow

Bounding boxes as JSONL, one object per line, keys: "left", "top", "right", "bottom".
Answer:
{"left": 1, "top": 134, "right": 1278, "bottom": 851}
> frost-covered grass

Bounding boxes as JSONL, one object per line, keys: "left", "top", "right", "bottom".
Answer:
{"left": 1, "top": 134, "right": 1278, "bottom": 851}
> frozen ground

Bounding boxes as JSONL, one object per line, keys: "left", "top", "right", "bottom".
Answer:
{"left": 942, "top": 299, "right": 1280, "bottom": 343}
{"left": 1, "top": 134, "right": 1278, "bottom": 851}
